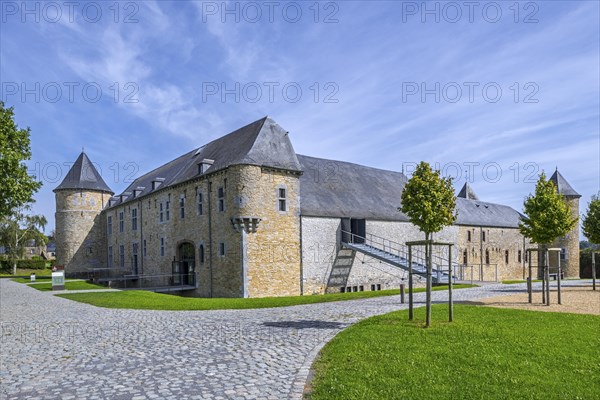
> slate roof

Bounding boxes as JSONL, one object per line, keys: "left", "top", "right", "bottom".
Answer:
{"left": 457, "top": 183, "right": 479, "bottom": 200}
{"left": 549, "top": 170, "right": 580, "bottom": 198}
{"left": 297, "top": 154, "right": 410, "bottom": 221}
{"left": 107, "top": 117, "right": 301, "bottom": 208}
{"left": 298, "top": 155, "right": 523, "bottom": 228}
{"left": 54, "top": 152, "right": 114, "bottom": 194}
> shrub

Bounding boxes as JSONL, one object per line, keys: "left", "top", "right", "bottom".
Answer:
{"left": 0, "top": 259, "right": 48, "bottom": 270}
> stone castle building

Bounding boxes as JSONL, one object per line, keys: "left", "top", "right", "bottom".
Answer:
{"left": 54, "top": 117, "right": 581, "bottom": 297}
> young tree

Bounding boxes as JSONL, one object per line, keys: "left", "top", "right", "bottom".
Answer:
{"left": 0, "top": 101, "right": 42, "bottom": 219}
{"left": 0, "top": 204, "right": 47, "bottom": 275}
{"left": 400, "top": 161, "right": 456, "bottom": 327}
{"left": 519, "top": 173, "right": 577, "bottom": 301}
{"left": 582, "top": 196, "right": 600, "bottom": 245}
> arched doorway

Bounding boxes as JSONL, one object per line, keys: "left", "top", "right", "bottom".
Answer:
{"left": 174, "top": 242, "right": 195, "bottom": 286}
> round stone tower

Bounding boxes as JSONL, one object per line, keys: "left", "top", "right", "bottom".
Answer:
{"left": 53, "top": 152, "right": 113, "bottom": 278}
{"left": 549, "top": 169, "right": 581, "bottom": 278}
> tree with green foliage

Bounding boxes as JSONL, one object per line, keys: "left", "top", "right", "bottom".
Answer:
{"left": 0, "top": 101, "right": 42, "bottom": 220}
{"left": 582, "top": 196, "right": 600, "bottom": 246}
{"left": 400, "top": 161, "right": 456, "bottom": 327}
{"left": 520, "top": 172, "right": 578, "bottom": 246}
{"left": 520, "top": 172, "right": 578, "bottom": 302}
{"left": 0, "top": 204, "right": 47, "bottom": 275}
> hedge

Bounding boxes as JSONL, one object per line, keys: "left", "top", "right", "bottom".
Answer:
{"left": 0, "top": 259, "right": 48, "bottom": 270}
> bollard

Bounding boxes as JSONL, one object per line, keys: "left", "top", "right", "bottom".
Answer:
{"left": 30, "top": 273, "right": 36, "bottom": 282}
{"left": 400, "top": 283, "right": 405, "bottom": 304}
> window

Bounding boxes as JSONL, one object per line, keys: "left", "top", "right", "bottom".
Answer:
{"left": 160, "top": 238, "right": 165, "bottom": 257}
{"left": 107, "top": 216, "right": 113, "bottom": 235}
{"left": 485, "top": 249, "right": 490, "bottom": 264}
{"left": 518, "top": 250, "right": 522, "bottom": 263}
{"left": 467, "top": 231, "right": 471, "bottom": 242}
{"left": 482, "top": 231, "right": 486, "bottom": 242}
{"left": 180, "top": 195, "right": 185, "bottom": 219}
{"left": 198, "top": 192, "right": 203, "bottom": 215}
{"left": 143, "top": 240, "right": 147, "bottom": 257}
{"left": 278, "top": 187, "right": 287, "bottom": 212}
{"left": 159, "top": 203, "right": 164, "bottom": 222}
{"left": 505, "top": 250, "right": 509, "bottom": 264}
{"left": 463, "top": 250, "right": 468, "bottom": 265}
{"left": 166, "top": 197, "right": 170, "bottom": 221}
{"left": 219, "top": 242, "right": 225, "bottom": 256}
{"left": 359, "top": 285, "right": 364, "bottom": 292}
{"left": 119, "top": 212, "right": 124, "bottom": 232}
{"left": 199, "top": 244, "right": 205, "bottom": 263}
{"left": 131, "top": 208, "right": 137, "bottom": 231}
{"left": 218, "top": 187, "right": 225, "bottom": 212}
{"left": 341, "top": 287, "right": 346, "bottom": 293}
{"left": 132, "top": 243, "right": 138, "bottom": 272}
{"left": 108, "top": 246, "right": 113, "bottom": 268}
{"left": 377, "top": 284, "right": 381, "bottom": 290}
{"left": 560, "top": 248, "right": 567, "bottom": 260}
{"left": 119, "top": 245, "right": 125, "bottom": 267}
{"left": 525, "top": 251, "right": 529, "bottom": 263}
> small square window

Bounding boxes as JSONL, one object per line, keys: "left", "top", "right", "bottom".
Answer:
{"left": 277, "top": 187, "right": 287, "bottom": 212}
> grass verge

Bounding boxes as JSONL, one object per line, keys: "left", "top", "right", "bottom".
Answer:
{"left": 0, "top": 268, "right": 53, "bottom": 277}
{"left": 27, "top": 281, "right": 107, "bottom": 291}
{"left": 308, "top": 304, "right": 600, "bottom": 400}
{"left": 502, "top": 279, "right": 543, "bottom": 284}
{"left": 56, "top": 284, "right": 477, "bottom": 310}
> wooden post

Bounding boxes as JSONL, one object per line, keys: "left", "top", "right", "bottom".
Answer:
{"left": 400, "top": 283, "right": 405, "bottom": 304}
{"left": 557, "top": 250, "right": 562, "bottom": 305}
{"left": 426, "top": 241, "right": 432, "bottom": 328}
{"left": 593, "top": 252, "right": 597, "bottom": 291}
{"left": 448, "top": 245, "right": 453, "bottom": 323}
{"left": 408, "top": 246, "right": 413, "bottom": 320}
{"left": 527, "top": 251, "right": 532, "bottom": 303}
{"left": 545, "top": 250, "right": 550, "bottom": 306}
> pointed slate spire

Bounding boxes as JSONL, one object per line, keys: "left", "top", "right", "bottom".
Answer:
{"left": 549, "top": 169, "right": 580, "bottom": 198}
{"left": 457, "top": 182, "right": 479, "bottom": 200}
{"left": 54, "top": 152, "right": 114, "bottom": 194}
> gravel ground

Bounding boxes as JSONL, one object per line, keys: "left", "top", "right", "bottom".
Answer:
{"left": 465, "top": 285, "right": 600, "bottom": 315}
{"left": 0, "top": 279, "right": 593, "bottom": 399}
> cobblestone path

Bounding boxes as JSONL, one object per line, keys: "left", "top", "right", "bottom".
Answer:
{"left": 0, "top": 279, "right": 590, "bottom": 399}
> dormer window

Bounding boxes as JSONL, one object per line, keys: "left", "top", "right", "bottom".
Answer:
{"left": 152, "top": 178, "right": 165, "bottom": 190}
{"left": 133, "top": 187, "right": 145, "bottom": 198}
{"left": 198, "top": 159, "right": 214, "bottom": 175}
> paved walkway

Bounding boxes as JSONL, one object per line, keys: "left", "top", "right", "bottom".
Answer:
{"left": 0, "top": 279, "right": 592, "bottom": 399}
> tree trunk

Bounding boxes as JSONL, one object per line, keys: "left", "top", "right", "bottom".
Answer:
{"left": 425, "top": 232, "right": 432, "bottom": 328}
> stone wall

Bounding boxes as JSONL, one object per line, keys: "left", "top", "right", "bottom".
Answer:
{"left": 457, "top": 225, "right": 529, "bottom": 281}
{"left": 102, "top": 164, "right": 302, "bottom": 298}
{"left": 55, "top": 190, "right": 109, "bottom": 277}
{"left": 549, "top": 197, "right": 580, "bottom": 278}
{"left": 300, "top": 217, "right": 460, "bottom": 294}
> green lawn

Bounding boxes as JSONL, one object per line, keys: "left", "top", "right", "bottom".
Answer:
{"left": 27, "top": 281, "right": 107, "bottom": 291}
{"left": 308, "top": 305, "right": 600, "bottom": 400}
{"left": 12, "top": 277, "right": 52, "bottom": 283}
{"left": 502, "top": 279, "right": 543, "bottom": 284}
{"left": 0, "top": 268, "right": 53, "bottom": 277}
{"left": 56, "top": 284, "right": 477, "bottom": 310}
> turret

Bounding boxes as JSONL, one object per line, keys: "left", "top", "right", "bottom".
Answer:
{"left": 549, "top": 169, "right": 581, "bottom": 278}
{"left": 53, "top": 152, "right": 113, "bottom": 277}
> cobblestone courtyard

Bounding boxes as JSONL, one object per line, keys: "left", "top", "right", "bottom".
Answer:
{"left": 0, "top": 279, "right": 592, "bottom": 399}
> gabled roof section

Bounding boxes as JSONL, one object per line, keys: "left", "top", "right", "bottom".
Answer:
{"left": 54, "top": 152, "right": 113, "bottom": 194}
{"left": 107, "top": 117, "right": 301, "bottom": 208}
{"left": 298, "top": 155, "right": 410, "bottom": 221}
{"left": 549, "top": 169, "right": 580, "bottom": 198}
{"left": 298, "top": 155, "right": 523, "bottom": 228}
{"left": 454, "top": 198, "right": 523, "bottom": 228}
{"left": 457, "top": 183, "right": 479, "bottom": 200}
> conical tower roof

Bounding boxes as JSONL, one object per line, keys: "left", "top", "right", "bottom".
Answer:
{"left": 54, "top": 152, "right": 113, "bottom": 194}
{"left": 549, "top": 169, "right": 580, "bottom": 198}
{"left": 457, "top": 182, "right": 479, "bottom": 200}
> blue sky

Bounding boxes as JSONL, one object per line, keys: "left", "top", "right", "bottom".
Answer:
{"left": 1, "top": 0, "right": 599, "bottom": 235}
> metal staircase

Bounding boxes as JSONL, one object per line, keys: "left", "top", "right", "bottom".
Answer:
{"left": 341, "top": 231, "right": 457, "bottom": 284}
